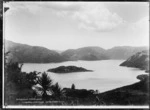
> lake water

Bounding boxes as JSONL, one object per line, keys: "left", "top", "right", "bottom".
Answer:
{"left": 21, "top": 60, "right": 146, "bottom": 93}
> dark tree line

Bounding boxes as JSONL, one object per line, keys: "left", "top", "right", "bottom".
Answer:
{"left": 4, "top": 52, "right": 63, "bottom": 104}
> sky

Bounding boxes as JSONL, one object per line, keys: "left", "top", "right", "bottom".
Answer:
{"left": 4, "top": 2, "right": 149, "bottom": 50}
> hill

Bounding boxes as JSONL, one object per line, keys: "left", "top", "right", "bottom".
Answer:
{"left": 61, "top": 46, "right": 109, "bottom": 61}
{"left": 98, "top": 74, "right": 149, "bottom": 105}
{"left": 120, "top": 50, "right": 149, "bottom": 72}
{"left": 4, "top": 40, "right": 148, "bottom": 63}
{"left": 106, "top": 46, "right": 148, "bottom": 59}
{"left": 5, "top": 40, "right": 65, "bottom": 63}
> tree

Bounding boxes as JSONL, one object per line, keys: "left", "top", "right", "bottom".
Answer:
{"left": 26, "top": 71, "right": 39, "bottom": 87}
{"left": 6, "top": 62, "right": 37, "bottom": 89}
{"left": 71, "top": 84, "right": 75, "bottom": 90}
{"left": 51, "top": 82, "right": 62, "bottom": 98}
{"left": 4, "top": 51, "right": 39, "bottom": 105}
{"left": 137, "top": 74, "right": 149, "bottom": 82}
{"left": 37, "top": 72, "right": 53, "bottom": 102}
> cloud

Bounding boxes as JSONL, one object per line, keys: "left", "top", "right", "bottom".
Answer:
{"left": 125, "top": 16, "right": 149, "bottom": 37}
{"left": 43, "top": 2, "right": 82, "bottom": 11}
{"left": 72, "top": 4, "right": 124, "bottom": 32}
{"left": 46, "top": 2, "right": 125, "bottom": 32}
{"left": 124, "top": 16, "right": 149, "bottom": 46}
{"left": 5, "top": 2, "right": 125, "bottom": 32}
{"left": 131, "top": 16, "right": 149, "bottom": 31}
{"left": 4, "top": 2, "right": 42, "bottom": 15}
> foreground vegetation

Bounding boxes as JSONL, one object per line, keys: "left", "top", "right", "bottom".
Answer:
{"left": 4, "top": 52, "right": 149, "bottom": 105}
{"left": 98, "top": 74, "right": 149, "bottom": 105}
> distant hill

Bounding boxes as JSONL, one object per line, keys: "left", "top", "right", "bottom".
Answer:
{"left": 61, "top": 46, "right": 148, "bottom": 61}
{"left": 106, "top": 46, "right": 148, "bottom": 59}
{"left": 4, "top": 40, "right": 149, "bottom": 63}
{"left": 120, "top": 50, "right": 149, "bottom": 72}
{"left": 61, "top": 46, "right": 109, "bottom": 61}
{"left": 5, "top": 40, "right": 65, "bottom": 63}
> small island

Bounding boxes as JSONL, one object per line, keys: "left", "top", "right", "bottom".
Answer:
{"left": 47, "top": 66, "right": 93, "bottom": 73}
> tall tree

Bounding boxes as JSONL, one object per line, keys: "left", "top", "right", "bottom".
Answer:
{"left": 37, "top": 72, "right": 53, "bottom": 102}
{"left": 71, "top": 84, "right": 75, "bottom": 90}
{"left": 51, "top": 82, "right": 62, "bottom": 98}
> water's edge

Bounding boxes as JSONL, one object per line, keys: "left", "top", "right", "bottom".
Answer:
{"left": 21, "top": 60, "right": 145, "bottom": 92}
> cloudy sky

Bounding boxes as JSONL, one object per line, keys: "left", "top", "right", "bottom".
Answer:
{"left": 4, "top": 2, "right": 149, "bottom": 50}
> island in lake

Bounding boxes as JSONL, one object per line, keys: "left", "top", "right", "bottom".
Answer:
{"left": 47, "top": 66, "right": 93, "bottom": 73}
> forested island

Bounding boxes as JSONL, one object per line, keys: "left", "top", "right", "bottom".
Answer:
{"left": 47, "top": 66, "right": 93, "bottom": 73}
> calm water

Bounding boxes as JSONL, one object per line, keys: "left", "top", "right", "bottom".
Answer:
{"left": 21, "top": 60, "right": 146, "bottom": 93}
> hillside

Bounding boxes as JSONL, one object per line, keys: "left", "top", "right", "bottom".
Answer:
{"left": 5, "top": 40, "right": 65, "bottom": 63}
{"left": 61, "top": 46, "right": 109, "bottom": 61}
{"left": 120, "top": 50, "right": 149, "bottom": 72}
{"left": 62, "top": 74, "right": 149, "bottom": 105}
{"left": 62, "top": 46, "right": 148, "bottom": 61}
{"left": 98, "top": 74, "right": 149, "bottom": 105}
{"left": 106, "top": 46, "right": 148, "bottom": 59}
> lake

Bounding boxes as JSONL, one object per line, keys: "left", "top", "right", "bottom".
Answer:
{"left": 21, "top": 60, "right": 146, "bottom": 93}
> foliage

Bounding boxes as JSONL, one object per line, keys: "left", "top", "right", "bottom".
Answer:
{"left": 63, "top": 88, "right": 94, "bottom": 99}
{"left": 71, "top": 84, "right": 75, "bottom": 90}
{"left": 137, "top": 74, "right": 149, "bottom": 82}
{"left": 6, "top": 61, "right": 38, "bottom": 89}
{"left": 5, "top": 51, "right": 64, "bottom": 103}
{"left": 4, "top": 52, "right": 39, "bottom": 105}
{"left": 37, "top": 72, "right": 53, "bottom": 101}
{"left": 51, "top": 82, "right": 62, "bottom": 98}
{"left": 26, "top": 71, "right": 39, "bottom": 86}
{"left": 5, "top": 51, "right": 38, "bottom": 89}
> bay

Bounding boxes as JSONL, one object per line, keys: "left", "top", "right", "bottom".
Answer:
{"left": 21, "top": 60, "right": 146, "bottom": 93}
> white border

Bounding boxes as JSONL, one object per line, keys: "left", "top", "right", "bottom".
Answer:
{"left": 2, "top": 1, "right": 150, "bottom": 109}
{"left": 2, "top": 1, "right": 5, "bottom": 108}
{"left": 3, "top": 105, "right": 150, "bottom": 109}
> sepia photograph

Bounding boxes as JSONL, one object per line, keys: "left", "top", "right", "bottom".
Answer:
{"left": 3, "top": 1, "right": 149, "bottom": 108}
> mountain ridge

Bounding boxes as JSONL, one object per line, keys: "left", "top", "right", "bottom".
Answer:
{"left": 5, "top": 40, "right": 66, "bottom": 63}
{"left": 5, "top": 40, "right": 149, "bottom": 63}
